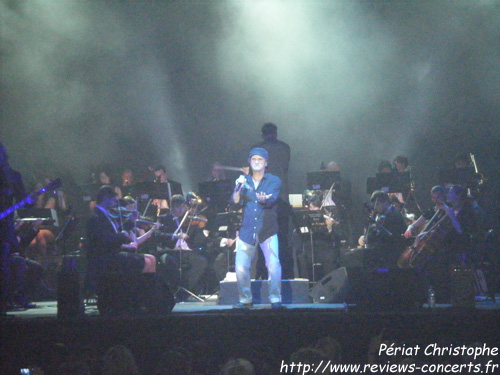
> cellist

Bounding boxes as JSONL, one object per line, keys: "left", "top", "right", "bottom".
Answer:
{"left": 404, "top": 185, "right": 448, "bottom": 239}
{"left": 407, "top": 185, "right": 476, "bottom": 303}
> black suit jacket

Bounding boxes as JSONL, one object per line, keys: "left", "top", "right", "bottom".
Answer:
{"left": 86, "top": 208, "right": 129, "bottom": 259}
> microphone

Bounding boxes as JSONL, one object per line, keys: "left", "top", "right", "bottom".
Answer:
{"left": 235, "top": 176, "right": 251, "bottom": 191}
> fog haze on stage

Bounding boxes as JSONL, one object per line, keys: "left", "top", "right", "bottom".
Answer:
{"left": 1, "top": 0, "right": 499, "bottom": 206}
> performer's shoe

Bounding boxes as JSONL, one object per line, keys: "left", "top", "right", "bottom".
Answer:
{"left": 271, "top": 302, "right": 286, "bottom": 310}
{"left": 233, "top": 302, "right": 253, "bottom": 309}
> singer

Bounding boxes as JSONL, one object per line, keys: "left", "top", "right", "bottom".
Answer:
{"left": 231, "top": 147, "right": 283, "bottom": 309}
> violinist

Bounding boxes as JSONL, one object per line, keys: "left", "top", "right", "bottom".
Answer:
{"left": 86, "top": 186, "right": 157, "bottom": 298}
{"left": 156, "top": 195, "right": 208, "bottom": 299}
{"left": 117, "top": 196, "right": 160, "bottom": 273}
{"left": 361, "top": 190, "right": 406, "bottom": 269}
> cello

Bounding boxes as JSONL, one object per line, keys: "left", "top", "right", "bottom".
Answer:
{"left": 397, "top": 209, "right": 450, "bottom": 269}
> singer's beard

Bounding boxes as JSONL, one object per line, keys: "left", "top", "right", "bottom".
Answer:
{"left": 251, "top": 163, "right": 264, "bottom": 172}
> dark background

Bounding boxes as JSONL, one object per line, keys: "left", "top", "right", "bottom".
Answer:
{"left": 1, "top": 0, "right": 499, "bottom": 231}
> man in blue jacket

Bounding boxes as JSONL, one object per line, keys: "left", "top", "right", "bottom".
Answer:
{"left": 231, "top": 148, "right": 283, "bottom": 309}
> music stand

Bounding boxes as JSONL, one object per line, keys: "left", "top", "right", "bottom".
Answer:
{"left": 306, "top": 171, "right": 341, "bottom": 190}
{"left": 438, "top": 167, "right": 475, "bottom": 187}
{"left": 55, "top": 216, "right": 77, "bottom": 256}
{"left": 212, "top": 212, "right": 238, "bottom": 276}
{"left": 172, "top": 207, "right": 205, "bottom": 302}
{"left": 293, "top": 209, "right": 328, "bottom": 285}
{"left": 198, "top": 180, "right": 233, "bottom": 214}
{"left": 18, "top": 208, "right": 60, "bottom": 227}
{"left": 366, "top": 172, "right": 411, "bottom": 194}
{"left": 134, "top": 181, "right": 169, "bottom": 218}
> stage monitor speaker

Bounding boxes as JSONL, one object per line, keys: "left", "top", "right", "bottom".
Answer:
{"left": 309, "top": 267, "right": 349, "bottom": 303}
{"left": 310, "top": 267, "right": 425, "bottom": 310}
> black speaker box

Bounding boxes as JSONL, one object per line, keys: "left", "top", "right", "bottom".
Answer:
{"left": 310, "top": 267, "right": 425, "bottom": 310}
{"left": 309, "top": 267, "right": 349, "bottom": 303}
{"left": 57, "top": 255, "right": 85, "bottom": 318}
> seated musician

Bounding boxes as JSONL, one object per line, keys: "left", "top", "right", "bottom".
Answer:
{"left": 359, "top": 190, "right": 406, "bottom": 269}
{"left": 118, "top": 196, "right": 160, "bottom": 271}
{"left": 378, "top": 160, "right": 392, "bottom": 174}
{"left": 120, "top": 168, "right": 135, "bottom": 198}
{"left": 152, "top": 165, "right": 183, "bottom": 216}
{"left": 409, "top": 185, "right": 477, "bottom": 302}
{"left": 295, "top": 190, "right": 340, "bottom": 281}
{"left": 322, "top": 160, "right": 353, "bottom": 246}
{"left": 393, "top": 155, "right": 410, "bottom": 174}
{"left": 208, "top": 162, "right": 226, "bottom": 181}
{"left": 86, "top": 186, "right": 157, "bottom": 296}
{"left": 97, "top": 166, "right": 122, "bottom": 197}
{"left": 88, "top": 165, "right": 122, "bottom": 211}
{"left": 390, "top": 195, "right": 415, "bottom": 226}
{"left": 26, "top": 175, "right": 67, "bottom": 258}
{"left": 156, "top": 195, "right": 208, "bottom": 299}
{"left": 404, "top": 185, "right": 447, "bottom": 239}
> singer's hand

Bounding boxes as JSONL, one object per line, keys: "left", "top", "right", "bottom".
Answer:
{"left": 234, "top": 175, "right": 247, "bottom": 191}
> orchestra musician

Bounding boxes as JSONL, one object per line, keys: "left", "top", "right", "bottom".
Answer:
{"left": 156, "top": 194, "right": 208, "bottom": 300}
{"left": 85, "top": 186, "right": 157, "bottom": 300}
{"left": 390, "top": 195, "right": 415, "bottom": 226}
{"left": 120, "top": 168, "right": 135, "bottom": 198}
{"left": 359, "top": 190, "right": 406, "bottom": 270}
{"left": 404, "top": 185, "right": 447, "bottom": 239}
{"left": 321, "top": 160, "right": 354, "bottom": 246}
{"left": 118, "top": 196, "right": 160, "bottom": 270}
{"left": 152, "top": 165, "right": 183, "bottom": 216}
{"left": 25, "top": 174, "right": 67, "bottom": 258}
{"left": 393, "top": 155, "right": 410, "bottom": 174}
{"left": 208, "top": 162, "right": 226, "bottom": 181}
{"left": 401, "top": 185, "right": 477, "bottom": 302}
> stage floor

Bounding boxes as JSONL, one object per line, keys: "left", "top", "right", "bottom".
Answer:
{"left": 3, "top": 295, "right": 500, "bottom": 375}
{"left": 5, "top": 294, "right": 500, "bottom": 319}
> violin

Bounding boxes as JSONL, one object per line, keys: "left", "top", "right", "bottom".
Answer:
{"left": 109, "top": 207, "right": 138, "bottom": 219}
{"left": 188, "top": 214, "right": 207, "bottom": 228}
{"left": 136, "top": 217, "right": 163, "bottom": 229}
